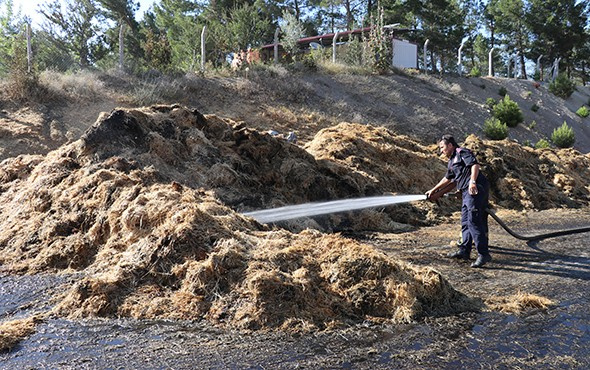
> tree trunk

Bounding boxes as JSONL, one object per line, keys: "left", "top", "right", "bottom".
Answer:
{"left": 519, "top": 53, "right": 526, "bottom": 79}
{"left": 294, "top": 0, "right": 300, "bottom": 21}
{"left": 345, "top": 0, "right": 353, "bottom": 30}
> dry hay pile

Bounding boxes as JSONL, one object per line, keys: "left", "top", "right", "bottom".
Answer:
{"left": 55, "top": 230, "right": 475, "bottom": 330}
{"left": 306, "top": 126, "right": 590, "bottom": 214}
{"left": 306, "top": 123, "right": 444, "bottom": 194}
{"left": 306, "top": 123, "right": 450, "bottom": 227}
{"left": 0, "top": 105, "right": 474, "bottom": 330}
{"left": 486, "top": 292, "right": 555, "bottom": 314}
{"left": 463, "top": 135, "right": 590, "bottom": 209}
{"left": 0, "top": 317, "right": 38, "bottom": 352}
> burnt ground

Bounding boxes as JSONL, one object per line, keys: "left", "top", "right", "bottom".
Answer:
{"left": 1, "top": 208, "right": 589, "bottom": 368}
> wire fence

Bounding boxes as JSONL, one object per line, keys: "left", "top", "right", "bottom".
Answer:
{"left": 0, "top": 22, "right": 580, "bottom": 84}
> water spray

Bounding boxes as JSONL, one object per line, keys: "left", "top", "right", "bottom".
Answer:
{"left": 244, "top": 182, "right": 590, "bottom": 242}
{"left": 243, "top": 194, "right": 427, "bottom": 224}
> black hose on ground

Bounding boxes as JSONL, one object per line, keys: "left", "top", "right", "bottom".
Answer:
{"left": 485, "top": 208, "right": 590, "bottom": 241}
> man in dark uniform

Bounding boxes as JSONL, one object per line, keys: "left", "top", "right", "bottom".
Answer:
{"left": 426, "top": 135, "right": 492, "bottom": 268}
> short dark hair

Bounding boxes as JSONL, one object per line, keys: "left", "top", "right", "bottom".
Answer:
{"left": 440, "top": 134, "right": 458, "bottom": 148}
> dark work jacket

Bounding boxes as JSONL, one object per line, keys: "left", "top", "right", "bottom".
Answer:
{"left": 445, "top": 147, "right": 486, "bottom": 191}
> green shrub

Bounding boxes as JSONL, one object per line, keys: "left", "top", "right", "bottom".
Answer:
{"left": 486, "top": 97, "right": 497, "bottom": 110}
{"left": 576, "top": 106, "right": 589, "bottom": 118}
{"left": 529, "top": 120, "right": 537, "bottom": 130}
{"left": 343, "top": 36, "right": 363, "bottom": 66}
{"left": 493, "top": 95, "right": 523, "bottom": 127}
{"left": 535, "top": 139, "right": 550, "bottom": 149}
{"left": 531, "top": 103, "right": 539, "bottom": 112}
{"left": 549, "top": 74, "right": 575, "bottom": 99}
{"left": 483, "top": 117, "right": 508, "bottom": 140}
{"left": 469, "top": 66, "right": 481, "bottom": 77}
{"left": 523, "top": 139, "right": 532, "bottom": 147}
{"left": 498, "top": 86, "right": 507, "bottom": 97}
{"left": 551, "top": 122, "right": 575, "bottom": 148}
{"left": 300, "top": 52, "right": 318, "bottom": 72}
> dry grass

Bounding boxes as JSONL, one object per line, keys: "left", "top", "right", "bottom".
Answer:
{"left": 317, "top": 60, "right": 373, "bottom": 75}
{"left": 55, "top": 230, "right": 476, "bottom": 331}
{"left": 0, "top": 317, "right": 39, "bottom": 352}
{"left": 40, "top": 70, "right": 105, "bottom": 102}
{"left": 486, "top": 292, "right": 555, "bottom": 314}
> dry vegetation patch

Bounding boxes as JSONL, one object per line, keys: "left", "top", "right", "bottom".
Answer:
{"left": 0, "top": 317, "right": 39, "bottom": 352}
{"left": 486, "top": 292, "right": 555, "bottom": 314}
{"left": 54, "top": 230, "right": 477, "bottom": 331}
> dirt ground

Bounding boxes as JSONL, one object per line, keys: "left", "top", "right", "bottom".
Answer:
{"left": 1, "top": 208, "right": 588, "bottom": 368}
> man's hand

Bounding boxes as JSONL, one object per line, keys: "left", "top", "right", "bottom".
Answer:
{"left": 425, "top": 189, "right": 434, "bottom": 199}
{"left": 468, "top": 182, "right": 478, "bottom": 195}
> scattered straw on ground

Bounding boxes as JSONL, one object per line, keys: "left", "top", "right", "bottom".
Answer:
{"left": 0, "top": 317, "right": 38, "bottom": 352}
{"left": 486, "top": 292, "right": 555, "bottom": 314}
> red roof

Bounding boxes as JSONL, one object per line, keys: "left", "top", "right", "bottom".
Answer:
{"left": 260, "top": 26, "right": 414, "bottom": 50}
{"left": 260, "top": 26, "right": 374, "bottom": 50}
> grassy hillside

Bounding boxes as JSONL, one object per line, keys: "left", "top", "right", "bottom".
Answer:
{"left": 1, "top": 67, "right": 589, "bottom": 162}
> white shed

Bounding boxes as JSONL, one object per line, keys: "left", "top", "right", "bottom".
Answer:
{"left": 392, "top": 39, "right": 417, "bottom": 69}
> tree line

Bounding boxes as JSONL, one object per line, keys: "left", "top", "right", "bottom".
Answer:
{"left": 0, "top": 0, "right": 589, "bottom": 83}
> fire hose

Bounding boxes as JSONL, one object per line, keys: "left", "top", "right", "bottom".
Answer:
{"left": 428, "top": 182, "right": 590, "bottom": 241}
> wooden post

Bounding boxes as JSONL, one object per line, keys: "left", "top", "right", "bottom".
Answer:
{"left": 488, "top": 48, "right": 494, "bottom": 77}
{"left": 536, "top": 55, "right": 543, "bottom": 81}
{"left": 423, "top": 39, "right": 429, "bottom": 73}
{"left": 457, "top": 41, "right": 465, "bottom": 76}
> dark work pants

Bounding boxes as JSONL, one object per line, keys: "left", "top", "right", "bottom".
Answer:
{"left": 459, "top": 181, "right": 490, "bottom": 257}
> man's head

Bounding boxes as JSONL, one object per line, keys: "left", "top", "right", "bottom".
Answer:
{"left": 439, "top": 134, "right": 458, "bottom": 158}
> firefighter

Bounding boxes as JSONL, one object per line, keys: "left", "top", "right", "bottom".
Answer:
{"left": 426, "top": 135, "right": 492, "bottom": 268}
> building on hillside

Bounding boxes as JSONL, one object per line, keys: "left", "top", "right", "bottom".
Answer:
{"left": 258, "top": 26, "right": 418, "bottom": 69}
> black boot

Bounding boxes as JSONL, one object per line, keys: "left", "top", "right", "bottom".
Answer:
{"left": 447, "top": 250, "right": 470, "bottom": 260}
{"left": 471, "top": 254, "right": 492, "bottom": 268}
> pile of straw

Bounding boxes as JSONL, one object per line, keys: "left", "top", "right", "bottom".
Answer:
{"left": 1, "top": 105, "right": 582, "bottom": 330}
